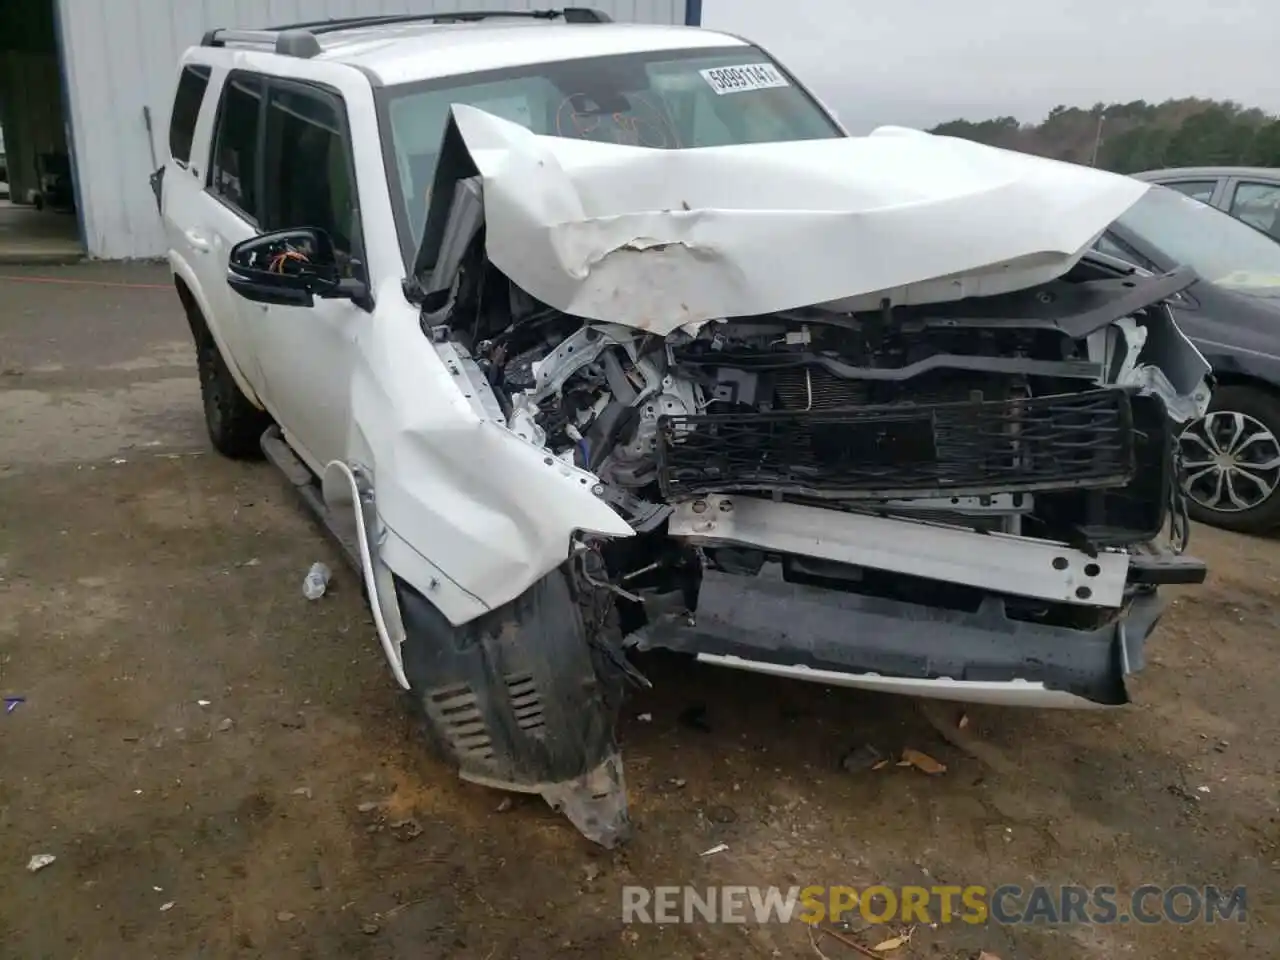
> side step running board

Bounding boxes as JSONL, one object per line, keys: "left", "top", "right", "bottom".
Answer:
{"left": 261, "top": 426, "right": 360, "bottom": 569}
{"left": 260, "top": 426, "right": 409, "bottom": 688}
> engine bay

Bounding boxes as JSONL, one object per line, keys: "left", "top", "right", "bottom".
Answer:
{"left": 425, "top": 238, "right": 1194, "bottom": 557}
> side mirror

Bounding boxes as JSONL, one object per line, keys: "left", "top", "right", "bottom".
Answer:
{"left": 227, "top": 228, "right": 341, "bottom": 308}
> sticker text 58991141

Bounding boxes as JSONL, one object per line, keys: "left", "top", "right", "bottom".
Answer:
{"left": 699, "top": 63, "right": 790, "bottom": 96}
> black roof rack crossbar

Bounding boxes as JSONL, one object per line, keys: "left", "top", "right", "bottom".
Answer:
{"left": 274, "top": 7, "right": 612, "bottom": 33}
{"left": 201, "top": 8, "right": 612, "bottom": 59}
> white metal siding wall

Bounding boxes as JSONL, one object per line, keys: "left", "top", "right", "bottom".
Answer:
{"left": 56, "top": 0, "right": 688, "bottom": 259}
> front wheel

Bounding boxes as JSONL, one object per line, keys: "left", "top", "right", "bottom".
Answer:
{"left": 1179, "top": 384, "right": 1280, "bottom": 533}
{"left": 195, "top": 329, "right": 270, "bottom": 460}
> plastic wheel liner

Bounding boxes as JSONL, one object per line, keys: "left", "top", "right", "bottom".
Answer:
{"left": 395, "top": 569, "right": 630, "bottom": 847}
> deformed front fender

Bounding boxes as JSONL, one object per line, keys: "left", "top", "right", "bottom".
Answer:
{"left": 369, "top": 417, "right": 634, "bottom": 624}
{"left": 349, "top": 293, "right": 634, "bottom": 627}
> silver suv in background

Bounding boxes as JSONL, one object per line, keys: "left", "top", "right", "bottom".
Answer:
{"left": 1134, "top": 166, "right": 1280, "bottom": 240}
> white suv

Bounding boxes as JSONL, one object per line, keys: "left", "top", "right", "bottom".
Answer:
{"left": 157, "top": 8, "right": 1212, "bottom": 847}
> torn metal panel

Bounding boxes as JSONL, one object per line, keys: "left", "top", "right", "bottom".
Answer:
{"left": 348, "top": 290, "right": 633, "bottom": 624}
{"left": 1126, "top": 309, "right": 1213, "bottom": 423}
{"left": 437, "top": 105, "right": 1152, "bottom": 331}
{"left": 910, "top": 266, "right": 1197, "bottom": 338}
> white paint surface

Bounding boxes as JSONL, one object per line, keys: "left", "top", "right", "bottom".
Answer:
{"left": 451, "top": 105, "right": 1151, "bottom": 329}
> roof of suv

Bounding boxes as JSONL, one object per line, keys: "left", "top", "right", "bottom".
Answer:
{"left": 207, "top": 18, "right": 748, "bottom": 87}
{"left": 1134, "top": 166, "right": 1280, "bottom": 182}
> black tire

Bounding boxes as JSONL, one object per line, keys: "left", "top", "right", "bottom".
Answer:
{"left": 1180, "top": 384, "right": 1280, "bottom": 533}
{"left": 194, "top": 324, "right": 271, "bottom": 460}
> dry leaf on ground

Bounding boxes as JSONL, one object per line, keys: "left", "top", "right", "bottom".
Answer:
{"left": 901, "top": 748, "right": 947, "bottom": 775}
{"left": 872, "top": 933, "right": 911, "bottom": 951}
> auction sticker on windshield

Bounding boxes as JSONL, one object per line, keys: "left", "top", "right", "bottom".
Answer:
{"left": 700, "top": 63, "right": 789, "bottom": 95}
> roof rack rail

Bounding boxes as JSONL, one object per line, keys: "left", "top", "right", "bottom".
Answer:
{"left": 201, "top": 8, "right": 613, "bottom": 59}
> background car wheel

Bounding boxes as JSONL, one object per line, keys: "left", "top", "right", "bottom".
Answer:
{"left": 1179, "top": 384, "right": 1280, "bottom": 533}
{"left": 195, "top": 331, "right": 270, "bottom": 460}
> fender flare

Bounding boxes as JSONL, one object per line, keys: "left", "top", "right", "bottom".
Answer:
{"left": 169, "top": 253, "right": 265, "bottom": 409}
{"left": 321, "top": 460, "right": 411, "bottom": 689}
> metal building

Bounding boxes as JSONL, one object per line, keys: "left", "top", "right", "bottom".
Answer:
{"left": 0, "top": 0, "right": 695, "bottom": 261}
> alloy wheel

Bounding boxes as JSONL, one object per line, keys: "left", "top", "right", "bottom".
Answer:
{"left": 1179, "top": 410, "right": 1280, "bottom": 514}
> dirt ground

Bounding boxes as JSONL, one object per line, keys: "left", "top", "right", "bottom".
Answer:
{"left": 1, "top": 263, "right": 1277, "bottom": 960}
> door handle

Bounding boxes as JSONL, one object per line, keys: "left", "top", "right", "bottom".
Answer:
{"left": 185, "top": 229, "right": 210, "bottom": 253}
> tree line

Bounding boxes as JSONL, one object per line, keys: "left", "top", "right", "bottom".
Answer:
{"left": 929, "top": 99, "right": 1280, "bottom": 172}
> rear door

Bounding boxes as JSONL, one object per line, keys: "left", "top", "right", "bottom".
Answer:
{"left": 154, "top": 63, "right": 209, "bottom": 214}
{"left": 162, "top": 64, "right": 263, "bottom": 400}
{"left": 1223, "top": 177, "right": 1280, "bottom": 240}
{"left": 162, "top": 64, "right": 214, "bottom": 271}
{"left": 198, "top": 70, "right": 269, "bottom": 394}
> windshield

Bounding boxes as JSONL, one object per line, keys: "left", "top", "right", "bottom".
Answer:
{"left": 1116, "top": 185, "right": 1280, "bottom": 294}
{"left": 379, "top": 45, "right": 841, "bottom": 253}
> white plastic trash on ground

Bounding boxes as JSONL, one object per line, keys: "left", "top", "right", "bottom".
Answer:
{"left": 302, "top": 562, "right": 331, "bottom": 600}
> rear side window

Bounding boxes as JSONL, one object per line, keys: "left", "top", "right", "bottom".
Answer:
{"left": 1229, "top": 181, "right": 1280, "bottom": 239}
{"left": 208, "top": 73, "right": 263, "bottom": 222}
{"left": 168, "top": 65, "right": 211, "bottom": 165}
{"left": 1163, "top": 180, "right": 1217, "bottom": 204}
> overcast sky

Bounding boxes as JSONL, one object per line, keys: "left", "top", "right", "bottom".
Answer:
{"left": 701, "top": 0, "right": 1279, "bottom": 133}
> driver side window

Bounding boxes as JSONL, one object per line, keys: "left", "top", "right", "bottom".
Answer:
{"left": 261, "top": 82, "right": 363, "bottom": 279}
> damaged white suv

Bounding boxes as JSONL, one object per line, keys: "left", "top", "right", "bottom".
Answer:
{"left": 158, "top": 8, "right": 1212, "bottom": 847}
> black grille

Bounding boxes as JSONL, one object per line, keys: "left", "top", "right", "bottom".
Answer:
{"left": 657, "top": 388, "right": 1136, "bottom": 499}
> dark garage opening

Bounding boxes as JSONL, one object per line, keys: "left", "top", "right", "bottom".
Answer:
{"left": 0, "top": 0, "right": 83, "bottom": 263}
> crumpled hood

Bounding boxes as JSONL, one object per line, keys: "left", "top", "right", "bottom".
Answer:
{"left": 442, "top": 105, "right": 1150, "bottom": 334}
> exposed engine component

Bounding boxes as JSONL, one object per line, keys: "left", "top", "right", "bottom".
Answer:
{"left": 449, "top": 249, "right": 1190, "bottom": 560}
{"left": 616, "top": 376, "right": 700, "bottom": 464}
{"left": 484, "top": 308, "right": 1115, "bottom": 529}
